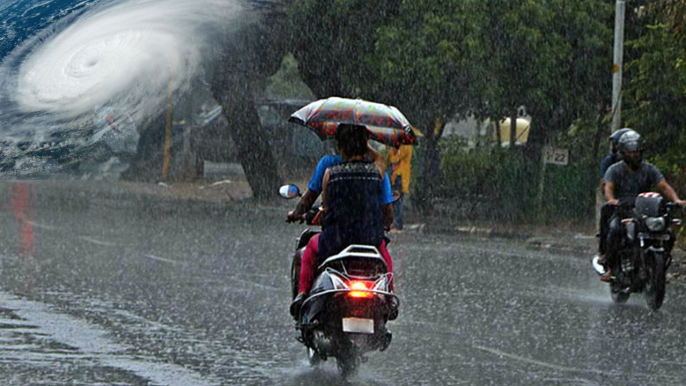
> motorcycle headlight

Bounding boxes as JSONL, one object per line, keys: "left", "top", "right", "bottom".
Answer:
{"left": 645, "top": 217, "right": 666, "bottom": 231}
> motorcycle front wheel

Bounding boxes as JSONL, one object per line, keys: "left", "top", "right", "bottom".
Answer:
{"left": 610, "top": 282, "right": 630, "bottom": 304}
{"left": 291, "top": 251, "right": 301, "bottom": 300}
{"left": 644, "top": 251, "right": 666, "bottom": 310}
{"left": 609, "top": 261, "right": 630, "bottom": 304}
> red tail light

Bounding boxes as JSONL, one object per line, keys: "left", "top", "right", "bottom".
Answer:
{"left": 348, "top": 280, "right": 374, "bottom": 298}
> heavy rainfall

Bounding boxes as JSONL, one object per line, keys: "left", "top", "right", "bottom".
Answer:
{"left": 1, "top": 0, "right": 686, "bottom": 385}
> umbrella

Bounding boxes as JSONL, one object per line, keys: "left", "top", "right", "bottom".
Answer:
{"left": 288, "top": 97, "right": 417, "bottom": 148}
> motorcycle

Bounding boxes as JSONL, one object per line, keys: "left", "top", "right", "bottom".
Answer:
{"left": 279, "top": 184, "right": 399, "bottom": 377}
{"left": 592, "top": 193, "right": 682, "bottom": 310}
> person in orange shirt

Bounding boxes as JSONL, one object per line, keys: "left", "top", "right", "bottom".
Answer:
{"left": 388, "top": 145, "right": 412, "bottom": 231}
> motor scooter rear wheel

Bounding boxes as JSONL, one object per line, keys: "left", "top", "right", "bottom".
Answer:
{"left": 307, "top": 346, "right": 322, "bottom": 366}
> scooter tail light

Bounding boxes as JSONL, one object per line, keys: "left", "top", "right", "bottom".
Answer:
{"left": 348, "top": 280, "right": 374, "bottom": 298}
{"left": 330, "top": 274, "right": 349, "bottom": 290}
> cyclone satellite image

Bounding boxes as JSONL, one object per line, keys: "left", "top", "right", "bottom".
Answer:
{"left": 0, "top": 0, "right": 237, "bottom": 178}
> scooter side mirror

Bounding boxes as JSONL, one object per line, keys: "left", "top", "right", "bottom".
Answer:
{"left": 279, "top": 184, "right": 302, "bottom": 199}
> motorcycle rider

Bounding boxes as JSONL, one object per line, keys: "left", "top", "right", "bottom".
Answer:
{"left": 287, "top": 124, "right": 395, "bottom": 318}
{"left": 601, "top": 130, "right": 686, "bottom": 282}
{"left": 600, "top": 128, "right": 632, "bottom": 179}
{"left": 597, "top": 128, "right": 633, "bottom": 263}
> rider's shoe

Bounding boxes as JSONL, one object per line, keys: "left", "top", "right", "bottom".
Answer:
{"left": 600, "top": 268, "right": 613, "bottom": 282}
{"left": 597, "top": 254, "right": 607, "bottom": 266}
{"left": 290, "top": 292, "right": 306, "bottom": 320}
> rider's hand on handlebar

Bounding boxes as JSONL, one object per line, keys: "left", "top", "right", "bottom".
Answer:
{"left": 286, "top": 210, "right": 305, "bottom": 224}
{"left": 676, "top": 199, "right": 686, "bottom": 208}
{"left": 608, "top": 198, "right": 619, "bottom": 206}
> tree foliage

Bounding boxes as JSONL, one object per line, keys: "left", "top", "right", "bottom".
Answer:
{"left": 285, "top": 0, "right": 686, "bottom": 216}
{"left": 288, "top": 0, "right": 401, "bottom": 98}
{"left": 362, "top": 0, "right": 487, "bottom": 212}
{"left": 478, "top": 0, "right": 613, "bottom": 154}
{"left": 624, "top": 3, "right": 686, "bottom": 195}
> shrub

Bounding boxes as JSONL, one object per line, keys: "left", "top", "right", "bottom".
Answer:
{"left": 439, "top": 139, "right": 595, "bottom": 222}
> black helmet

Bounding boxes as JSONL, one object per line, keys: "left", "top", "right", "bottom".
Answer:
{"left": 609, "top": 128, "right": 632, "bottom": 155}
{"left": 618, "top": 130, "right": 643, "bottom": 169}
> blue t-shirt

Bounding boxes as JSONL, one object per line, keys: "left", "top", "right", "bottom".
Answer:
{"left": 308, "top": 155, "right": 393, "bottom": 205}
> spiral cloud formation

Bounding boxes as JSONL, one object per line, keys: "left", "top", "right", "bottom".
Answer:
{"left": 0, "top": 0, "right": 241, "bottom": 150}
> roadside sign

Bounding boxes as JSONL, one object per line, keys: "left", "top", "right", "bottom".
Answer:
{"left": 543, "top": 146, "right": 569, "bottom": 165}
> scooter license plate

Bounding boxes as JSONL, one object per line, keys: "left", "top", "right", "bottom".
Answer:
{"left": 342, "top": 318, "right": 374, "bottom": 334}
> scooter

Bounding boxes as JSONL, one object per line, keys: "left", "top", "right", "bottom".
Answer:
{"left": 280, "top": 184, "right": 399, "bottom": 377}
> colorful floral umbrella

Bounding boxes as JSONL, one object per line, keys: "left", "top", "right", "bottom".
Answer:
{"left": 288, "top": 97, "right": 417, "bottom": 147}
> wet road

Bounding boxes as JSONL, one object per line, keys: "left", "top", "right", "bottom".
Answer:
{"left": 1, "top": 181, "right": 686, "bottom": 385}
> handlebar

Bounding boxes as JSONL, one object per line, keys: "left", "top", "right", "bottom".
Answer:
{"left": 610, "top": 200, "right": 684, "bottom": 219}
{"left": 666, "top": 202, "right": 685, "bottom": 217}
{"left": 286, "top": 208, "right": 322, "bottom": 225}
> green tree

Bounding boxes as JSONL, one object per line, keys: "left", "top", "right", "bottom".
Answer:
{"left": 209, "top": 8, "right": 290, "bottom": 201}
{"left": 654, "top": 0, "right": 686, "bottom": 35}
{"left": 286, "top": 0, "right": 615, "bottom": 215}
{"left": 289, "top": 0, "right": 401, "bottom": 98}
{"left": 265, "top": 54, "right": 315, "bottom": 100}
{"left": 364, "top": 0, "right": 488, "bottom": 213}
{"left": 480, "top": 0, "right": 613, "bottom": 158}
{"left": 623, "top": 4, "right": 686, "bottom": 195}
{"left": 474, "top": 0, "right": 613, "bottom": 218}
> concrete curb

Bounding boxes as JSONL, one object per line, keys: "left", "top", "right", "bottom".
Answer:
{"left": 525, "top": 238, "right": 595, "bottom": 257}
{"left": 412, "top": 222, "right": 532, "bottom": 241}
{"left": 409, "top": 218, "right": 598, "bottom": 257}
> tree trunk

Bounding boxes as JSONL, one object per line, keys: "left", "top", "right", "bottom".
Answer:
{"left": 207, "top": 13, "right": 288, "bottom": 202}
{"left": 510, "top": 109, "right": 518, "bottom": 149}
{"left": 297, "top": 65, "right": 344, "bottom": 99}
{"left": 524, "top": 114, "right": 547, "bottom": 161}
{"left": 412, "top": 120, "right": 443, "bottom": 215}
{"left": 592, "top": 112, "right": 606, "bottom": 225}
{"left": 120, "top": 115, "right": 166, "bottom": 182}
{"left": 591, "top": 112, "right": 605, "bottom": 173}
{"left": 216, "top": 80, "right": 282, "bottom": 202}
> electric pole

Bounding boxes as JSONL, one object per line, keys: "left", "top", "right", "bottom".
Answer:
{"left": 611, "top": 0, "right": 626, "bottom": 134}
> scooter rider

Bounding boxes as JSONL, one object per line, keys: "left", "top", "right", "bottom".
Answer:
{"left": 601, "top": 130, "right": 686, "bottom": 282}
{"left": 286, "top": 124, "right": 395, "bottom": 319}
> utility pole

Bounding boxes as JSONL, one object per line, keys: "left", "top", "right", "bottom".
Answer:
{"left": 598, "top": 0, "right": 627, "bottom": 226}
{"left": 162, "top": 70, "right": 174, "bottom": 179}
{"left": 611, "top": 0, "right": 626, "bottom": 134}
